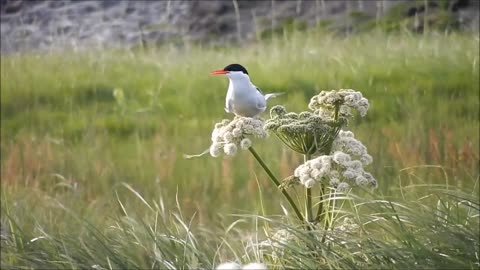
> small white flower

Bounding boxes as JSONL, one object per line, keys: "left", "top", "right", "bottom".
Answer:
{"left": 294, "top": 166, "right": 302, "bottom": 177}
{"left": 319, "top": 155, "right": 332, "bottom": 164}
{"left": 298, "top": 165, "right": 311, "bottom": 177}
{"left": 304, "top": 178, "right": 315, "bottom": 188}
{"left": 329, "top": 178, "right": 340, "bottom": 187}
{"left": 242, "top": 118, "right": 253, "bottom": 125}
{"left": 251, "top": 119, "right": 264, "bottom": 128}
{"left": 216, "top": 262, "right": 242, "bottom": 270}
{"left": 299, "top": 174, "right": 311, "bottom": 184}
{"left": 363, "top": 172, "right": 378, "bottom": 187}
{"left": 343, "top": 169, "right": 356, "bottom": 179}
{"left": 242, "top": 263, "right": 267, "bottom": 270}
{"left": 339, "top": 130, "right": 354, "bottom": 138}
{"left": 319, "top": 167, "right": 331, "bottom": 178}
{"left": 328, "top": 170, "right": 340, "bottom": 179}
{"left": 255, "top": 130, "right": 268, "bottom": 139}
{"left": 240, "top": 138, "right": 252, "bottom": 149}
{"left": 243, "top": 124, "right": 254, "bottom": 133}
{"left": 310, "top": 168, "right": 322, "bottom": 179}
{"left": 344, "top": 92, "right": 362, "bottom": 105}
{"left": 235, "top": 118, "right": 245, "bottom": 126}
{"left": 311, "top": 159, "right": 323, "bottom": 169}
{"left": 224, "top": 143, "right": 238, "bottom": 156}
{"left": 355, "top": 175, "right": 369, "bottom": 186}
{"left": 210, "top": 143, "right": 223, "bottom": 157}
{"left": 232, "top": 128, "right": 242, "bottom": 137}
{"left": 316, "top": 108, "right": 332, "bottom": 120}
{"left": 223, "top": 132, "right": 234, "bottom": 142}
{"left": 253, "top": 128, "right": 268, "bottom": 138}
{"left": 221, "top": 119, "right": 231, "bottom": 125}
{"left": 339, "top": 105, "right": 352, "bottom": 117}
{"left": 337, "top": 182, "right": 350, "bottom": 192}
{"left": 346, "top": 160, "right": 363, "bottom": 170}
{"left": 332, "top": 151, "right": 351, "bottom": 165}
{"left": 360, "top": 154, "right": 373, "bottom": 165}
{"left": 212, "top": 128, "right": 222, "bottom": 142}
{"left": 357, "top": 98, "right": 369, "bottom": 117}
{"left": 333, "top": 132, "right": 371, "bottom": 165}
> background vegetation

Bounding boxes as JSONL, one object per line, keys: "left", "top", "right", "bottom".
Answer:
{"left": 1, "top": 28, "right": 479, "bottom": 269}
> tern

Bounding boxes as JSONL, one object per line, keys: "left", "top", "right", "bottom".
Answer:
{"left": 210, "top": 63, "right": 282, "bottom": 117}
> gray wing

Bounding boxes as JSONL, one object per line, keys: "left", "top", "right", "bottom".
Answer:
{"left": 255, "top": 93, "right": 267, "bottom": 111}
{"left": 264, "top": 92, "right": 284, "bottom": 100}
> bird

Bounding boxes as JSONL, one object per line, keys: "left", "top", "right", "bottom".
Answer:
{"left": 210, "top": 63, "right": 283, "bottom": 117}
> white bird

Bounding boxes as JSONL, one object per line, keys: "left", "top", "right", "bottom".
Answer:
{"left": 210, "top": 63, "right": 282, "bottom": 117}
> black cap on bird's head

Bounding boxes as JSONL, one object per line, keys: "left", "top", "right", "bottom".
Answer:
{"left": 223, "top": 64, "right": 248, "bottom": 75}
{"left": 210, "top": 63, "right": 249, "bottom": 75}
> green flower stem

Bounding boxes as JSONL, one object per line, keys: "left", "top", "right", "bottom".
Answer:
{"left": 304, "top": 154, "right": 313, "bottom": 225}
{"left": 334, "top": 103, "right": 340, "bottom": 121}
{"left": 316, "top": 104, "right": 341, "bottom": 225}
{"left": 321, "top": 191, "right": 334, "bottom": 243}
{"left": 306, "top": 188, "right": 313, "bottom": 222}
{"left": 248, "top": 146, "right": 304, "bottom": 222}
{"left": 315, "top": 184, "right": 325, "bottom": 222}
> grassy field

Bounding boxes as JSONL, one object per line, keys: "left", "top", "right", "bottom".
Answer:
{"left": 1, "top": 30, "right": 479, "bottom": 269}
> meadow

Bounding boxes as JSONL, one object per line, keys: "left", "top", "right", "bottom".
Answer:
{"left": 1, "top": 29, "right": 479, "bottom": 269}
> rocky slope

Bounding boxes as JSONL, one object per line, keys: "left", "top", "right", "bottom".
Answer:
{"left": 1, "top": 0, "right": 478, "bottom": 54}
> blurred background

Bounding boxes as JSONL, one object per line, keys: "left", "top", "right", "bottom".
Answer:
{"left": 1, "top": 0, "right": 479, "bottom": 53}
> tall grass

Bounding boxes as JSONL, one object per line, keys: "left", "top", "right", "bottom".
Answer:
{"left": 1, "top": 183, "right": 478, "bottom": 269}
{"left": 1, "top": 30, "right": 479, "bottom": 268}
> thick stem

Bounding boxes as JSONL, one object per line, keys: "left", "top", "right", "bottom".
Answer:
{"left": 248, "top": 146, "right": 304, "bottom": 222}
{"left": 334, "top": 103, "right": 340, "bottom": 121}
{"left": 306, "top": 188, "right": 313, "bottom": 223}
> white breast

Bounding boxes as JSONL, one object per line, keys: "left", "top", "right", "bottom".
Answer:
{"left": 226, "top": 78, "right": 265, "bottom": 117}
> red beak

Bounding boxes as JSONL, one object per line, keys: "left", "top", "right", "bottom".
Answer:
{"left": 210, "top": 69, "right": 228, "bottom": 75}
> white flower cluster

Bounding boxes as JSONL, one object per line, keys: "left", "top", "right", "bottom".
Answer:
{"left": 216, "top": 262, "right": 267, "bottom": 270}
{"left": 293, "top": 131, "right": 376, "bottom": 190}
{"left": 210, "top": 117, "right": 267, "bottom": 157}
{"left": 309, "top": 89, "right": 370, "bottom": 118}
{"left": 332, "top": 130, "right": 373, "bottom": 166}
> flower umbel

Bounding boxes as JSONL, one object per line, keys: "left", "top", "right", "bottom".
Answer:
{"left": 308, "top": 89, "right": 370, "bottom": 118}
{"left": 210, "top": 116, "right": 267, "bottom": 157}
{"left": 264, "top": 89, "right": 368, "bottom": 156}
{"left": 264, "top": 105, "right": 343, "bottom": 155}
{"left": 292, "top": 130, "right": 377, "bottom": 190}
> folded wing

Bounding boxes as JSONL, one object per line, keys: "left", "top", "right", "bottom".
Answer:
{"left": 264, "top": 92, "right": 284, "bottom": 101}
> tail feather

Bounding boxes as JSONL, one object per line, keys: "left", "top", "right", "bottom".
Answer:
{"left": 264, "top": 92, "right": 284, "bottom": 101}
